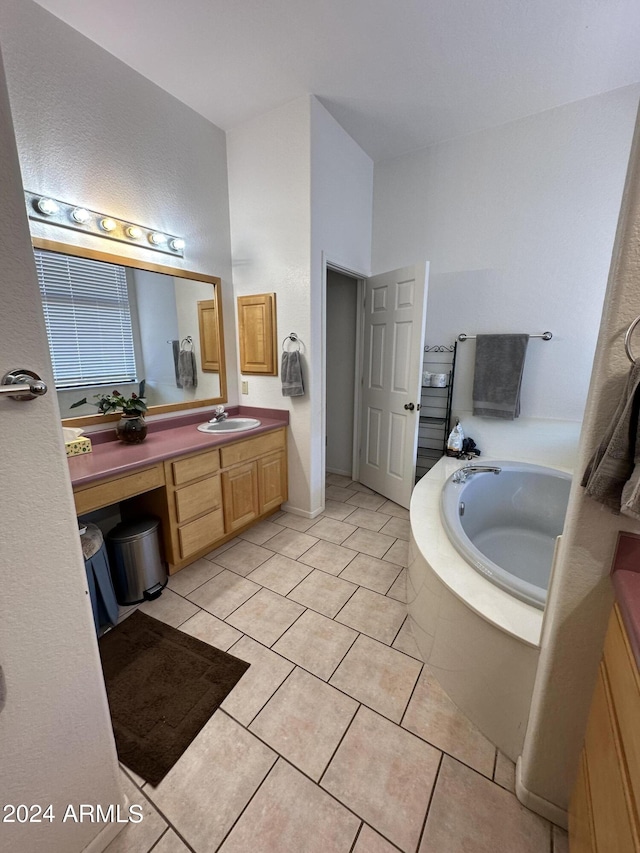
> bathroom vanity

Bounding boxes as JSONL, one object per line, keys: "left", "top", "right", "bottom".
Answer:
{"left": 69, "top": 408, "right": 288, "bottom": 574}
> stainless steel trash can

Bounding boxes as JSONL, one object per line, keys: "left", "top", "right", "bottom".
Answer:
{"left": 106, "top": 517, "right": 167, "bottom": 605}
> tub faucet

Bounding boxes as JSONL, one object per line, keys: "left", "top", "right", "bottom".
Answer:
{"left": 452, "top": 465, "right": 502, "bottom": 484}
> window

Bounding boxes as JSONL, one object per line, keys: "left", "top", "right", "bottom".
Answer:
{"left": 35, "top": 250, "right": 138, "bottom": 389}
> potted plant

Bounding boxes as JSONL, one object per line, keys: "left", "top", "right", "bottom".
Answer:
{"left": 70, "top": 381, "right": 149, "bottom": 444}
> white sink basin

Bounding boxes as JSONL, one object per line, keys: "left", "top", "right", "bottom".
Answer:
{"left": 197, "top": 417, "right": 261, "bottom": 433}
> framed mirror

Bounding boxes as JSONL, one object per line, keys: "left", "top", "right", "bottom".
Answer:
{"left": 32, "top": 238, "right": 227, "bottom": 426}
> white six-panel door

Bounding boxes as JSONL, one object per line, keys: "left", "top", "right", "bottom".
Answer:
{"left": 358, "top": 264, "right": 428, "bottom": 508}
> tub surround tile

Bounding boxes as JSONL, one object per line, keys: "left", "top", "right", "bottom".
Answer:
{"left": 322, "top": 499, "right": 360, "bottom": 521}
{"left": 210, "top": 539, "right": 275, "bottom": 576}
{"left": 146, "top": 711, "right": 276, "bottom": 853}
{"left": 383, "top": 539, "right": 409, "bottom": 567}
{"left": 335, "top": 586, "right": 407, "bottom": 645}
{"left": 392, "top": 617, "right": 422, "bottom": 660}
{"left": 218, "top": 758, "right": 360, "bottom": 853}
{"left": 237, "top": 519, "right": 283, "bottom": 545}
{"left": 250, "top": 667, "right": 358, "bottom": 780}
{"left": 105, "top": 771, "right": 166, "bottom": 853}
{"left": 273, "top": 511, "right": 318, "bottom": 532}
{"left": 386, "top": 569, "right": 407, "bottom": 602}
{"left": 353, "top": 825, "right": 400, "bottom": 853}
{"left": 273, "top": 609, "right": 358, "bottom": 681}
{"left": 322, "top": 706, "right": 441, "bottom": 853}
{"left": 267, "top": 528, "right": 319, "bottom": 559}
{"left": 494, "top": 751, "right": 516, "bottom": 793}
{"left": 325, "top": 485, "right": 358, "bottom": 503}
{"left": 167, "top": 557, "right": 225, "bottom": 596}
{"left": 246, "top": 553, "right": 313, "bottom": 595}
{"left": 222, "top": 636, "right": 294, "bottom": 726}
{"left": 187, "top": 570, "right": 260, "bottom": 619}
{"left": 341, "top": 528, "right": 396, "bottom": 559}
{"left": 339, "top": 552, "right": 403, "bottom": 594}
{"left": 139, "top": 588, "right": 199, "bottom": 628}
{"left": 298, "top": 539, "right": 358, "bottom": 575}
{"left": 345, "top": 507, "right": 392, "bottom": 532}
{"left": 306, "top": 516, "right": 358, "bottom": 545}
{"left": 345, "top": 492, "right": 387, "bottom": 511}
{"left": 179, "top": 609, "right": 243, "bottom": 651}
{"left": 419, "top": 756, "right": 551, "bottom": 853}
{"left": 402, "top": 668, "right": 495, "bottom": 778}
{"left": 225, "top": 587, "right": 305, "bottom": 647}
{"left": 379, "top": 516, "right": 411, "bottom": 541}
{"left": 287, "top": 569, "right": 358, "bottom": 617}
{"left": 330, "top": 635, "right": 422, "bottom": 722}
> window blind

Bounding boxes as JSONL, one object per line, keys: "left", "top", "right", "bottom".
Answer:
{"left": 35, "top": 250, "right": 137, "bottom": 389}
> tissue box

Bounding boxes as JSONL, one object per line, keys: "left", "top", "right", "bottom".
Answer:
{"left": 65, "top": 436, "right": 92, "bottom": 457}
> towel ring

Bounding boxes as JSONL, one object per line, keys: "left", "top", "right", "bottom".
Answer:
{"left": 625, "top": 316, "right": 640, "bottom": 363}
{"left": 282, "top": 332, "right": 301, "bottom": 352}
{"left": 180, "top": 336, "right": 193, "bottom": 350}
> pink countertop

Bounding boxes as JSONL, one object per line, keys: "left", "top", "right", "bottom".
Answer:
{"left": 611, "top": 532, "right": 640, "bottom": 671}
{"left": 68, "top": 406, "right": 289, "bottom": 487}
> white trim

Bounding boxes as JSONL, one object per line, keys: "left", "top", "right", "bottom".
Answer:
{"left": 515, "top": 757, "right": 568, "bottom": 829}
{"left": 326, "top": 467, "right": 352, "bottom": 477}
{"left": 281, "top": 501, "right": 324, "bottom": 519}
{"left": 81, "top": 794, "right": 129, "bottom": 852}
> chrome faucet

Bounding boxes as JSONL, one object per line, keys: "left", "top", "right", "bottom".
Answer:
{"left": 452, "top": 465, "right": 502, "bottom": 484}
{"left": 208, "top": 405, "right": 228, "bottom": 424}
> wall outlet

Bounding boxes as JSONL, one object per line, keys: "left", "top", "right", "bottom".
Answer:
{"left": 241, "top": 380, "right": 249, "bottom": 394}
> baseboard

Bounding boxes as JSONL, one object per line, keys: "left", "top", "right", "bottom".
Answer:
{"left": 326, "top": 467, "right": 352, "bottom": 477}
{"left": 281, "top": 502, "right": 323, "bottom": 519}
{"left": 515, "top": 757, "right": 568, "bottom": 829}
{"left": 82, "top": 793, "right": 129, "bottom": 852}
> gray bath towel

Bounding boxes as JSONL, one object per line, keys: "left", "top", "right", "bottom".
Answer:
{"left": 472, "top": 334, "right": 529, "bottom": 419}
{"left": 281, "top": 350, "right": 305, "bottom": 397}
{"left": 178, "top": 348, "right": 198, "bottom": 389}
{"left": 582, "top": 361, "right": 640, "bottom": 516}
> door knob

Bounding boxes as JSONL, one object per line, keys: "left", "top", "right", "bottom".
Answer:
{"left": 0, "top": 369, "right": 48, "bottom": 401}
{"left": 404, "top": 402, "right": 415, "bottom": 411}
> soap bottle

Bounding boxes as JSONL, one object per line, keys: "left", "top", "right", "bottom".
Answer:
{"left": 447, "top": 419, "right": 464, "bottom": 455}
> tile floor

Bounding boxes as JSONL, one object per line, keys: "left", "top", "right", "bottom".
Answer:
{"left": 107, "top": 473, "right": 567, "bottom": 853}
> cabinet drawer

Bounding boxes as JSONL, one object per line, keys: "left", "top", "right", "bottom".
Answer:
{"left": 603, "top": 605, "right": 640, "bottom": 808}
{"left": 170, "top": 448, "right": 220, "bottom": 486}
{"left": 74, "top": 464, "right": 164, "bottom": 515}
{"left": 178, "top": 508, "right": 224, "bottom": 559}
{"left": 174, "top": 475, "right": 222, "bottom": 524}
{"left": 220, "top": 429, "right": 285, "bottom": 468}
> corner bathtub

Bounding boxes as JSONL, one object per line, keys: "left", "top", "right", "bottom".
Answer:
{"left": 408, "top": 457, "right": 573, "bottom": 761}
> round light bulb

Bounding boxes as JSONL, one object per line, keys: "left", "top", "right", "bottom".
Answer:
{"left": 126, "top": 225, "right": 142, "bottom": 239}
{"left": 149, "top": 232, "right": 167, "bottom": 245}
{"left": 169, "top": 237, "right": 185, "bottom": 252}
{"left": 71, "top": 207, "right": 91, "bottom": 224}
{"left": 37, "top": 197, "right": 59, "bottom": 216}
{"left": 100, "top": 217, "right": 117, "bottom": 232}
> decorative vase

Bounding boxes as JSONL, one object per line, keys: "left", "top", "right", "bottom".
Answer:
{"left": 116, "top": 413, "right": 147, "bottom": 444}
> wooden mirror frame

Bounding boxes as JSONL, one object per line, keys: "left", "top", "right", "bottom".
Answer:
{"left": 32, "top": 238, "right": 228, "bottom": 427}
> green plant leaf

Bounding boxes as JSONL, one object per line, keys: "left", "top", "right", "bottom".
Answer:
{"left": 69, "top": 398, "right": 88, "bottom": 409}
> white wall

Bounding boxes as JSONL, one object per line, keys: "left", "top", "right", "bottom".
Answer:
{"left": 373, "top": 85, "right": 640, "bottom": 451}
{"left": 135, "top": 269, "right": 178, "bottom": 407}
{"left": 0, "top": 0, "right": 238, "bottom": 407}
{"left": 326, "top": 271, "right": 358, "bottom": 475}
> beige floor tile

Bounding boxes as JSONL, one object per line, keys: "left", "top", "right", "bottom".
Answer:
{"left": 187, "top": 569, "right": 260, "bottom": 619}
{"left": 339, "top": 552, "right": 403, "bottom": 593}
{"left": 246, "top": 553, "right": 313, "bottom": 595}
{"left": 330, "top": 634, "right": 422, "bottom": 722}
{"left": 167, "top": 557, "right": 225, "bottom": 596}
{"left": 104, "top": 771, "right": 166, "bottom": 853}
{"left": 222, "top": 636, "right": 294, "bottom": 725}
{"left": 494, "top": 750, "right": 516, "bottom": 793}
{"left": 322, "top": 499, "right": 360, "bottom": 521}
{"left": 152, "top": 830, "right": 191, "bottom": 853}
{"left": 267, "top": 528, "right": 319, "bottom": 559}
{"left": 335, "top": 587, "right": 406, "bottom": 645}
{"left": 353, "top": 825, "right": 399, "bottom": 853}
{"left": 237, "top": 519, "right": 283, "bottom": 545}
{"left": 273, "top": 609, "right": 358, "bottom": 680}
{"left": 378, "top": 500, "right": 410, "bottom": 519}
{"left": 553, "top": 826, "right": 569, "bottom": 853}
{"left": 204, "top": 538, "right": 240, "bottom": 560}
{"left": 139, "top": 588, "right": 199, "bottom": 628}
{"left": 326, "top": 473, "right": 355, "bottom": 488}
{"left": 325, "top": 484, "right": 358, "bottom": 503}
{"left": 322, "top": 706, "right": 441, "bottom": 853}
{"left": 287, "top": 569, "right": 357, "bottom": 617}
{"left": 209, "top": 539, "right": 275, "bottom": 576}
{"left": 345, "top": 491, "right": 387, "bottom": 511}
{"left": 379, "top": 516, "right": 411, "bottom": 540}
{"left": 146, "top": 711, "right": 276, "bottom": 852}
{"left": 273, "top": 511, "right": 318, "bottom": 532}
{"left": 120, "top": 761, "right": 146, "bottom": 789}
{"left": 298, "top": 539, "right": 358, "bottom": 575}
{"left": 383, "top": 539, "right": 409, "bottom": 567}
{"left": 179, "top": 609, "right": 243, "bottom": 651}
{"left": 306, "top": 516, "right": 357, "bottom": 545}
{"left": 349, "top": 481, "right": 376, "bottom": 494}
{"left": 218, "top": 758, "right": 360, "bottom": 853}
{"left": 402, "top": 668, "right": 495, "bottom": 778}
{"left": 345, "top": 507, "right": 391, "bottom": 531}
{"left": 419, "top": 756, "right": 550, "bottom": 853}
{"left": 386, "top": 569, "right": 407, "bottom": 602}
{"left": 250, "top": 667, "right": 358, "bottom": 780}
{"left": 392, "top": 617, "right": 422, "bottom": 660}
{"left": 226, "top": 587, "right": 305, "bottom": 646}
{"left": 341, "top": 527, "right": 396, "bottom": 558}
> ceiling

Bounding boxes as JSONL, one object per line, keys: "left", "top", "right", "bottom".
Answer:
{"left": 34, "top": 0, "right": 640, "bottom": 161}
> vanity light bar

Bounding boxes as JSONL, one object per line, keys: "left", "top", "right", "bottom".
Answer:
{"left": 24, "top": 191, "right": 185, "bottom": 258}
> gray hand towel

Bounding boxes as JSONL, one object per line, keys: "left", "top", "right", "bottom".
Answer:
{"left": 178, "top": 349, "right": 198, "bottom": 389}
{"left": 172, "top": 340, "right": 182, "bottom": 388}
{"left": 472, "top": 334, "right": 529, "bottom": 419}
{"left": 281, "top": 350, "right": 304, "bottom": 397}
{"left": 582, "top": 361, "right": 640, "bottom": 515}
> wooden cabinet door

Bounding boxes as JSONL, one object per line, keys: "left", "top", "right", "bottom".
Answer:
{"left": 237, "top": 293, "right": 277, "bottom": 374}
{"left": 258, "top": 451, "right": 287, "bottom": 513}
{"left": 222, "top": 462, "right": 260, "bottom": 532}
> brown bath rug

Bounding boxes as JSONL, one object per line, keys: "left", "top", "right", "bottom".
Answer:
{"left": 98, "top": 610, "right": 250, "bottom": 786}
